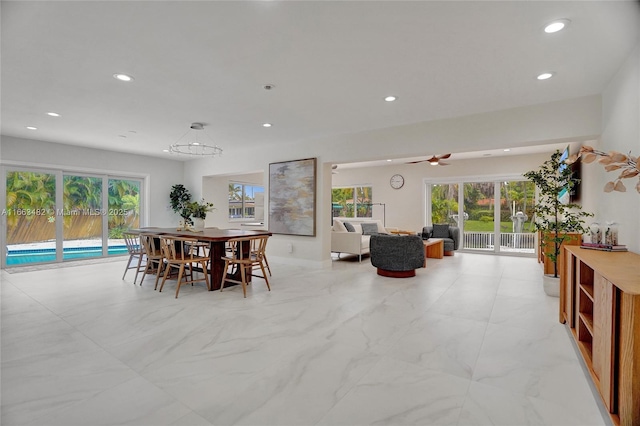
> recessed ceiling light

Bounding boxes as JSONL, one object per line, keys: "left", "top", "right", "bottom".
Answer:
{"left": 503, "top": 149, "right": 511, "bottom": 152}
{"left": 113, "top": 73, "right": 134, "bottom": 82}
{"left": 384, "top": 96, "right": 397, "bottom": 102}
{"left": 537, "top": 72, "right": 554, "bottom": 80}
{"left": 46, "top": 112, "right": 60, "bottom": 117}
{"left": 163, "top": 149, "right": 169, "bottom": 153}
{"left": 544, "top": 19, "right": 570, "bottom": 34}
{"left": 386, "top": 159, "right": 392, "bottom": 162}
{"left": 263, "top": 123, "right": 272, "bottom": 128}
{"left": 192, "top": 142, "right": 200, "bottom": 145}
{"left": 26, "top": 126, "right": 37, "bottom": 130}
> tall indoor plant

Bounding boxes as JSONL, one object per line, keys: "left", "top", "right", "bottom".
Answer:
{"left": 169, "top": 184, "right": 193, "bottom": 226}
{"left": 524, "top": 150, "right": 592, "bottom": 293}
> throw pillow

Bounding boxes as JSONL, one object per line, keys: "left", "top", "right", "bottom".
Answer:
{"left": 361, "top": 222, "right": 379, "bottom": 235}
{"left": 431, "top": 224, "right": 450, "bottom": 238}
{"left": 343, "top": 222, "right": 356, "bottom": 232}
{"left": 333, "top": 219, "right": 348, "bottom": 232}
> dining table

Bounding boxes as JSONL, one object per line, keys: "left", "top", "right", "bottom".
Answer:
{"left": 135, "top": 227, "right": 271, "bottom": 290}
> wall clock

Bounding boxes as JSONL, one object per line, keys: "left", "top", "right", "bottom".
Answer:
{"left": 390, "top": 174, "right": 404, "bottom": 189}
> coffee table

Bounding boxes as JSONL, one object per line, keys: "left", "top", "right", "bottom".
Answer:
{"left": 389, "top": 229, "right": 416, "bottom": 235}
{"left": 423, "top": 238, "right": 444, "bottom": 266}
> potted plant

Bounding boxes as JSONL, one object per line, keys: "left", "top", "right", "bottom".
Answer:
{"left": 169, "top": 184, "right": 193, "bottom": 226}
{"left": 524, "top": 150, "right": 593, "bottom": 296}
{"left": 187, "top": 199, "right": 215, "bottom": 230}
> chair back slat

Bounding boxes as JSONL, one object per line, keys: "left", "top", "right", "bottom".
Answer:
{"left": 123, "top": 231, "right": 141, "bottom": 254}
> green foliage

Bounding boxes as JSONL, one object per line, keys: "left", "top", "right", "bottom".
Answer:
{"left": 469, "top": 209, "right": 493, "bottom": 220}
{"left": 169, "top": 184, "right": 193, "bottom": 224}
{"left": 6, "top": 172, "right": 139, "bottom": 234}
{"left": 188, "top": 199, "right": 215, "bottom": 219}
{"left": 524, "top": 150, "right": 593, "bottom": 277}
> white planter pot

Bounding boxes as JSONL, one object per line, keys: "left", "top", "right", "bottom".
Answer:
{"left": 192, "top": 218, "right": 205, "bottom": 231}
{"left": 543, "top": 274, "right": 560, "bottom": 297}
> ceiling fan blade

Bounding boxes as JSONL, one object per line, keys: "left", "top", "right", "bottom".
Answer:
{"left": 438, "top": 161, "right": 450, "bottom": 166}
{"left": 438, "top": 153, "right": 451, "bottom": 160}
{"left": 406, "top": 159, "right": 430, "bottom": 164}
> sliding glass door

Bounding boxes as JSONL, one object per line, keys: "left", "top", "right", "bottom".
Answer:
{"left": 427, "top": 177, "right": 535, "bottom": 256}
{"left": 2, "top": 167, "right": 143, "bottom": 267}
{"left": 4, "top": 171, "right": 57, "bottom": 265}
{"left": 62, "top": 174, "right": 103, "bottom": 260}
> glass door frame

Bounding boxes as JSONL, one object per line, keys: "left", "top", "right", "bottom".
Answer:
{"left": 1, "top": 164, "right": 146, "bottom": 268}
{"left": 423, "top": 174, "right": 535, "bottom": 257}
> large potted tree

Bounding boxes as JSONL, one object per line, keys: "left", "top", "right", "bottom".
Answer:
{"left": 524, "top": 150, "right": 593, "bottom": 296}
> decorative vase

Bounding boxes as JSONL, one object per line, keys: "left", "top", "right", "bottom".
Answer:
{"left": 192, "top": 217, "right": 205, "bottom": 231}
{"left": 605, "top": 221, "right": 619, "bottom": 245}
{"left": 589, "top": 222, "right": 601, "bottom": 244}
{"left": 543, "top": 274, "right": 560, "bottom": 297}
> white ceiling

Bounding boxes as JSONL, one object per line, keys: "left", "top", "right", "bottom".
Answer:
{"left": 1, "top": 1, "right": 639, "bottom": 162}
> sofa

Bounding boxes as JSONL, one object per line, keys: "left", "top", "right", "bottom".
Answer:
{"left": 370, "top": 234, "right": 425, "bottom": 277}
{"left": 331, "top": 218, "right": 389, "bottom": 262}
{"left": 421, "top": 224, "right": 460, "bottom": 255}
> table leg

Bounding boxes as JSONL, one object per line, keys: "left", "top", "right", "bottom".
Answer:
{"left": 208, "top": 240, "right": 253, "bottom": 290}
{"left": 208, "top": 242, "right": 225, "bottom": 290}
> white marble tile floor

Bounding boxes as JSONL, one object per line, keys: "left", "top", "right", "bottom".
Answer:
{"left": 1, "top": 253, "right": 607, "bottom": 425}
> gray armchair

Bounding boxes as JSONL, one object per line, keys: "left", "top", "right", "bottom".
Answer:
{"left": 421, "top": 224, "right": 460, "bottom": 255}
{"left": 370, "top": 234, "right": 425, "bottom": 278}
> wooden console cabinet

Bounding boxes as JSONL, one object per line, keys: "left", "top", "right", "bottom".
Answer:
{"left": 561, "top": 246, "right": 640, "bottom": 426}
{"left": 538, "top": 231, "right": 581, "bottom": 275}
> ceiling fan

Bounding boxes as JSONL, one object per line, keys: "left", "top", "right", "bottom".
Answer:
{"left": 407, "top": 153, "right": 451, "bottom": 166}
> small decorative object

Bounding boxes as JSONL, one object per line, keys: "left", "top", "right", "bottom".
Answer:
{"left": 188, "top": 199, "right": 215, "bottom": 231}
{"left": 604, "top": 221, "right": 619, "bottom": 245}
{"left": 566, "top": 146, "right": 639, "bottom": 193}
{"left": 589, "top": 222, "right": 602, "bottom": 244}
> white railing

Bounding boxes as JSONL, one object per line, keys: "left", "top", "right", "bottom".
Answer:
{"left": 463, "top": 232, "right": 536, "bottom": 252}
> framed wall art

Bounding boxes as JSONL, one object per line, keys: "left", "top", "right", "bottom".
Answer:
{"left": 268, "top": 157, "right": 316, "bottom": 236}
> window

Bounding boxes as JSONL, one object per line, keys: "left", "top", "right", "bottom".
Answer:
{"left": 331, "top": 186, "right": 373, "bottom": 218}
{"left": 228, "top": 183, "right": 264, "bottom": 220}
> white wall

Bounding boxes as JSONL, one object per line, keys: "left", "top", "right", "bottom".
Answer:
{"left": 0, "top": 136, "right": 185, "bottom": 227}
{"left": 184, "top": 96, "right": 603, "bottom": 267}
{"left": 597, "top": 43, "right": 640, "bottom": 252}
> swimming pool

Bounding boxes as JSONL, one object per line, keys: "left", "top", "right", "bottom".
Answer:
{"left": 6, "top": 246, "right": 128, "bottom": 265}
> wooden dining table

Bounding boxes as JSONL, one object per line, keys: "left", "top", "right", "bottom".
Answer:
{"left": 135, "top": 227, "right": 271, "bottom": 290}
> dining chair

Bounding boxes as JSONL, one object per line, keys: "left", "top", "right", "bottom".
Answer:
{"left": 139, "top": 233, "right": 166, "bottom": 290}
{"left": 122, "top": 231, "right": 146, "bottom": 284}
{"left": 220, "top": 235, "right": 271, "bottom": 298}
{"left": 158, "top": 236, "right": 210, "bottom": 298}
{"left": 252, "top": 230, "right": 272, "bottom": 276}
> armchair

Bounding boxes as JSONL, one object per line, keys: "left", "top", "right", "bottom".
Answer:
{"left": 421, "top": 224, "right": 460, "bottom": 255}
{"left": 370, "top": 234, "right": 425, "bottom": 278}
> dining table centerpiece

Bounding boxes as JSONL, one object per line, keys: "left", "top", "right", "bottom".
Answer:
{"left": 188, "top": 199, "right": 215, "bottom": 231}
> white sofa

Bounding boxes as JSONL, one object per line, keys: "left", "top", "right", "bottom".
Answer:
{"left": 331, "top": 218, "right": 392, "bottom": 262}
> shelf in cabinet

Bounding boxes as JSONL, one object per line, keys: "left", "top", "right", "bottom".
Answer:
{"left": 577, "top": 340, "right": 593, "bottom": 364}
{"left": 580, "top": 283, "right": 594, "bottom": 301}
{"left": 578, "top": 312, "right": 594, "bottom": 335}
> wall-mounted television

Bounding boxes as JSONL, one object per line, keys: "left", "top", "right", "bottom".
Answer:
{"left": 558, "top": 145, "right": 581, "bottom": 204}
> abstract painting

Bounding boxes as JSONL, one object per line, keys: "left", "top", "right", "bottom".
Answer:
{"left": 268, "top": 158, "right": 316, "bottom": 236}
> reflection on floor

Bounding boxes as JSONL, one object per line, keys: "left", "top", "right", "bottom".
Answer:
{"left": 1, "top": 253, "right": 606, "bottom": 425}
